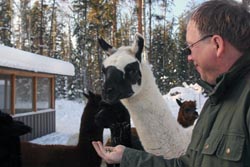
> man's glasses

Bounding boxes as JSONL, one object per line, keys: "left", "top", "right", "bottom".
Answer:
{"left": 183, "top": 34, "right": 213, "bottom": 55}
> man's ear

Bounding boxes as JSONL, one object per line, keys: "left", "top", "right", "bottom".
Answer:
{"left": 212, "top": 35, "right": 224, "bottom": 58}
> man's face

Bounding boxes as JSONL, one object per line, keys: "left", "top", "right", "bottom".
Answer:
{"left": 186, "top": 20, "right": 219, "bottom": 85}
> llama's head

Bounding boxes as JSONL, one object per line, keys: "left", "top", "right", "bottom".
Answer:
{"left": 98, "top": 33, "right": 144, "bottom": 104}
{"left": 94, "top": 100, "right": 130, "bottom": 129}
{"left": 176, "top": 99, "right": 199, "bottom": 128}
{"left": 82, "top": 91, "right": 102, "bottom": 133}
{"left": 0, "top": 110, "right": 31, "bottom": 136}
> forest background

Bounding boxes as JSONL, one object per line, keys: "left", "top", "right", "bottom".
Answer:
{"left": 1, "top": 0, "right": 249, "bottom": 100}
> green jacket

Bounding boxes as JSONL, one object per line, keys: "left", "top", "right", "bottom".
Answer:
{"left": 120, "top": 53, "right": 250, "bottom": 167}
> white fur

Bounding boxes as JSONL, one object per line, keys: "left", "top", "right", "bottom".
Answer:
{"left": 103, "top": 46, "right": 139, "bottom": 74}
{"left": 103, "top": 46, "right": 143, "bottom": 95}
{"left": 121, "top": 61, "right": 192, "bottom": 158}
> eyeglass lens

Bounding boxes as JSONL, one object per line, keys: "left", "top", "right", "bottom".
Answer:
{"left": 183, "top": 34, "right": 213, "bottom": 56}
{"left": 184, "top": 48, "right": 191, "bottom": 55}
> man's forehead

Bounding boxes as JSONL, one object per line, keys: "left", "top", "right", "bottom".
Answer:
{"left": 186, "top": 21, "right": 200, "bottom": 42}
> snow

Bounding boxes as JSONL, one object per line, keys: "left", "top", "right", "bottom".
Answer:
{"left": 0, "top": 45, "right": 74, "bottom": 76}
{"left": 31, "top": 83, "right": 207, "bottom": 145}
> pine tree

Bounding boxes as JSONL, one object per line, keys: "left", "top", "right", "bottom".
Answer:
{"left": 0, "top": 0, "right": 13, "bottom": 46}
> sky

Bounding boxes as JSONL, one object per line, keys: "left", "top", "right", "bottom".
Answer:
{"left": 173, "top": 0, "right": 191, "bottom": 17}
{"left": 172, "top": 0, "right": 205, "bottom": 17}
{"left": 173, "top": 0, "right": 243, "bottom": 17}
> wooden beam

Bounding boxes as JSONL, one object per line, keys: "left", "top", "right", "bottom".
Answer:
{"left": 4, "top": 78, "right": 8, "bottom": 110}
{"left": 33, "top": 77, "right": 37, "bottom": 112}
{"left": 50, "top": 77, "right": 55, "bottom": 109}
{"left": 0, "top": 68, "right": 55, "bottom": 78}
{"left": 10, "top": 75, "right": 16, "bottom": 115}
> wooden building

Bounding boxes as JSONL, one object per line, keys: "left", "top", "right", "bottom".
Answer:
{"left": 0, "top": 45, "right": 75, "bottom": 141}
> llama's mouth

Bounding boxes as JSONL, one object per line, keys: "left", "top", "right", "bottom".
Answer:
{"left": 121, "top": 92, "right": 134, "bottom": 99}
{"left": 102, "top": 91, "right": 134, "bottom": 104}
{"left": 193, "top": 112, "right": 199, "bottom": 119}
{"left": 102, "top": 96, "right": 120, "bottom": 104}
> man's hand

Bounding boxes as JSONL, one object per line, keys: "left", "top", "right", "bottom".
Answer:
{"left": 92, "top": 141, "right": 125, "bottom": 164}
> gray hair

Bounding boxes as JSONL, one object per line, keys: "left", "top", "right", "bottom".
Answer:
{"left": 190, "top": 0, "right": 250, "bottom": 53}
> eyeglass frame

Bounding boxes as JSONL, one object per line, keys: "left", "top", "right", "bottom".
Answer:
{"left": 183, "top": 34, "right": 214, "bottom": 55}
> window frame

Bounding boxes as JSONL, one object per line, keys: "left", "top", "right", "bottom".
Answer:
{"left": 0, "top": 67, "right": 55, "bottom": 115}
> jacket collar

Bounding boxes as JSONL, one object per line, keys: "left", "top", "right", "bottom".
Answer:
{"left": 199, "top": 52, "right": 250, "bottom": 105}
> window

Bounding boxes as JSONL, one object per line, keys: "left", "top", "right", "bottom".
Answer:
{"left": 15, "top": 76, "right": 33, "bottom": 114}
{"left": 37, "top": 77, "right": 51, "bottom": 110}
{"left": 0, "top": 75, "right": 11, "bottom": 114}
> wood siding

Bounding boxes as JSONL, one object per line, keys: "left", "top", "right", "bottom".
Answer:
{"left": 13, "top": 110, "right": 56, "bottom": 141}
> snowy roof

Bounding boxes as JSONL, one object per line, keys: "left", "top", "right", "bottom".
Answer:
{"left": 0, "top": 45, "right": 75, "bottom": 76}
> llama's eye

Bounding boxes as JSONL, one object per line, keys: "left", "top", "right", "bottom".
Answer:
{"left": 186, "top": 108, "right": 196, "bottom": 113}
{"left": 129, "top": 69, "right": 136, "bottom": 75}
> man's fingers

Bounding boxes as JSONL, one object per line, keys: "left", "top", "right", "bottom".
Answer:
{"left": 92, "top": 141, "right": 117, "bottom": 164}
{"left": 97, "top": 141, "right": 107, "bottom": 155}
{"left": 92, "top": 141, "right": 106, "bottom": 158}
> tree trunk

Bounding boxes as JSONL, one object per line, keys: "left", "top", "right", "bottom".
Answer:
{"left": 137, "top": 0, "right": 142, "bottom": 34}
{"left": 148, "top": 0, "right": 152, "bottom": 62}
{"left": 39, "top": 0, "right": 44, "bottom": 55}
{"left": 48, "top": 0, "right": 56, "bottom": 57}
{"left": 112, "top": 0, "right": 117, "bottom": 47}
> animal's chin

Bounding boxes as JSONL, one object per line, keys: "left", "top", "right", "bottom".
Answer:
{"left": 102, "top": 96, "right": 120, "bottom": 104}
{"left": 192, "top": 114, "right": 199, "bottom": 120}
{"left": 122, "top": 92, "right": 134, "bottom": 98}
{"left": 103, "top": 92, "right": 134, "bottom": 104}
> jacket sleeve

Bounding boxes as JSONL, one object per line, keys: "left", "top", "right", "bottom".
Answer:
{"left": 120, "top": 147, "right": 190, "bottom": 167}
{"left": 247, "top": 107, "right": 250, "bottom": 142}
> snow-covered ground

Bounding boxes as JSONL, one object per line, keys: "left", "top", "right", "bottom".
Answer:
{"left": 32, "top": 83, "right": 207, "bottom": 145}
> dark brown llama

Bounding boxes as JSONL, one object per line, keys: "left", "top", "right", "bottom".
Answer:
{"left": 176, "top": 99, "right": 199, "bottom": 128}
{"left": 21, "top": 91, "right": 103, "bottom": 167}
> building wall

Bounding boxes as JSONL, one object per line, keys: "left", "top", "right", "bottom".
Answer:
{"left": 14, "top": 109, "right": 55, "bottom": 141}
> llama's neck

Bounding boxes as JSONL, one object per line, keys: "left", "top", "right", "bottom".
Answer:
{"left": 121, "top": 61, "right": 191, "bottom": 158}
{"left": 110, "top": 122, "right": 132, "bottom": 147}
{"left": 78, "top": 109, "right": 103, "bottom": 147}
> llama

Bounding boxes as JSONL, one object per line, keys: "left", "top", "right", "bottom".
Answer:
{"left": 95, "top": 100, "right": 143, "bottom": 167}
{"left": 0, "top": 111, "right": 31, "bottom": 167}
{"left": 95, "top": 101, "right": 144, "bottom": 150}
{"left": 176, "top": 99, "right": 199, "bottom": 128}
{"left": 20, "top": 91, "right": 103, "bottom": 167}
{"left": 98, "top": 33, "right": 192, "bottom": 158}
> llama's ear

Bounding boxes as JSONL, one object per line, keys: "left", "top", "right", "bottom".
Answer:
{"left": 83, "top": 91, "right": 89, "bottom": 99}
{"left": 0, "top": 110, "right": 13, "bottom": 125}
{"left": 98, "top": 37, "right": 117, "bottom": 56}
{"left": 88, "top": 90, "right": 95, "bottom": 98}
{"left": 131, "top": 33, "right": 144, "bottom": 62}
{"left": 11, "top": 121, "right": 32, "bottom": 136}
{"left": 176, "top": 99, "right": 183, "bottom": 107}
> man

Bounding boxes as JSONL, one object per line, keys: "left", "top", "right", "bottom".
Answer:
{"left": 92, "top": 0, "right": 250, "bottom": 166}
